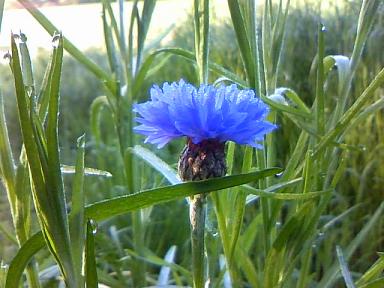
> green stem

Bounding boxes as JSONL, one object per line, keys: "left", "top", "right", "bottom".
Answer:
{"left": 131, "top": 211, "right": 146, "bottom": 287}
{"left": 25, "top": 261, "right": 41, "bottom": 288}
{"left": 194, "top": 0, "right": 210, "bottom": 84}
{"left": 190, "top": 194, "right": 206, "bottom": 288}
{"left": 256, "top": 148, "right": 270, "bottom": 254}
{"left": 211, "top": 192, "right": 238, "bottom": 286}
{"left": 191, "top": 0, "right": 210, "bottom": 286}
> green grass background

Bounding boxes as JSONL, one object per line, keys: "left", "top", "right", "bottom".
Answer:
{"left": 0, "top": 0, "right": 383, "bottom": 287}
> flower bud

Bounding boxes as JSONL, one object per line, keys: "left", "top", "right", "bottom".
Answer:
{"left": 178, "top": 138, "right": 226, "bottom": 181}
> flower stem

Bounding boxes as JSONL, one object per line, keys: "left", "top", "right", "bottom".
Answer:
{"left": 190, "top": 193, "right": 206, "bottom": 288}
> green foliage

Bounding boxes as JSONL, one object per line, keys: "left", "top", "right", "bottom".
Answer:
{"left": 0, "top": 0, "right": 383, "bottom": 287}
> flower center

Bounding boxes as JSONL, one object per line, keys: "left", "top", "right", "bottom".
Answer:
{"left": 178, "top": 138, "right": 227, "bottom": 181}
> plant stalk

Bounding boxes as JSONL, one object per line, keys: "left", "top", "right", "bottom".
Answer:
{"left": 190, "top": 194, "right": 206, "bottom": 288}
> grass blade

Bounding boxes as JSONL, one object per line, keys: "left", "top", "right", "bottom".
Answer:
{"left": 61, "top": 165, "right": 112, "bottom": 177}
{"left": 18, "top": 33, "right": 34, "bottom": 87}
{"left": 5, "top": 232, "right": 45, "bottom": 288}
{"left": 337, "top": 246, "right": 356, "bottom": 288}
{"left": 227, "top": 0, "right": 255, "bottom": 86}
{"left": 85, "top": 220, "right": 98, "bottom": 288}
{"left": 356, "top": 253, "right": 384, "bottom": 286}
{"left": 0, "top": 0, "right": 4, "bottom": 31}
{"left": 316, "top": 23, "right": 326, "bottom": 136}
{"left": 319, "top": 202, "right": 384, "bottom": 287}
{"left": 358, "top": 278, "right": 384, "bottom": 288}
{"left": 136, "top": 0, "right": 156, "bottom": 71}
{"left": 6, "top": 168, "right": 281, "bottom": 286}
{"left": 90, "top": 95, "right": 112, "bottom": 146}
{"left": 343, "top": 97, "right": 384, "bottom": 135}
{"left": 129, "top": 145, "right": 180, "bottom": 185}
{"left": 314, "top": 67, "right": 384, "bottom": 157}
{"left": 0, "top": 92, "right": 16, "bottom": 213}
{"left": 46, "top": 33, "right": 69, "bottom": 244}
{"left": 101, "top": 0, "right": 126, "bottom": 61}
{"left": 11, "top": 34, "right": 46, "bottom": 216}
{"left": 102, "top": 3, "right": 119, "bottom": 76}
{"left": 69, "top": 135, "right": 86, "bottom": 282}
{"left": 194, "top": 0, "right": 210, "bottom": 83}
{"left": 157, "top": 245, "right": 177, "bottom": 286}
{"left": 0, "top": 223, "right": 17, "bottom": 245}
{"left": 86, "top": 168, "right": 281, "bottom": 221}
{"left": 244, "top": 187, "right": 330, "bottom": 201}
{"left": 17, "top": 0, "right": 112, "bottom": 85}
{"left": 125, "top": 247, "right": 191, "bottom": 281}
{"left": 331, "top": 0, "right": 381, "bottom": 124}
{"left": 133, "top": 47, "right": 247, "bottom": 97}
{"left": 11, "top": 33, "right": 78, "bottom": 286}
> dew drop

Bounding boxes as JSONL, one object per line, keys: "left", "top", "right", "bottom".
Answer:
{"left": 19, "top": 32, "right": 27, "bottom": 43}
{"left": 89, "top": 219, "right": 98, "bottom": 235}
{"left": 268, "top": 93, "right": 288, "bottom": 106}
{"left": 275, "top": 221, "right": 282, "bottom": 228}
{"left": 52, "top": 33, "right": 61, "bottom": 48}
{"left": 3, "top": 51, "right": 11, "bottom": 61}
{"left": 321, "top": 25, "right": 327, "bottom": 32}
{"left": 275, "top": 172, "right": 283, "bottom": 178}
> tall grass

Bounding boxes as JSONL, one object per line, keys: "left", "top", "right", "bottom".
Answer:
{"left": 0, "top": 0, "right": 383, "bottom": 287}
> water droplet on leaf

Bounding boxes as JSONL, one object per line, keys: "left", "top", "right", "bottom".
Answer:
{"left": 275, "top": 172, "right": 283, "bottom": 178}
{"left": 3, "top": 51, "right": 11, "bottom": 61}
{"left": 89, "top": 219, "right": 98, "bottom": 235}
{"left": 52, "top": 33, "right": 61, "bottom": 48}
{"left": 19, "top": 32, "right": 27, "bottom": 43}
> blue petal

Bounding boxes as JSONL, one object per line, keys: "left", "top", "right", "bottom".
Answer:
{"left": 133, "top": 80, "right": 276, "bottom": 148}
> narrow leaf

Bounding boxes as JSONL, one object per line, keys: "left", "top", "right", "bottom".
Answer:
{"left": 86, "top": 168, "right": 281, "bottom": 221}
{"left": 61, "top": 165, "right": 112, "bottom": 177}
{"left": 90, "top": 95, "right": 112, "bottom": 146}
{"left": 356, "top": 254, "right": 384, "bottom": 286}
{"left": 157, "top": 245, "right": 177, "bottom": 286}
{"left": 69, "top": 135, "right": 86, "bottom": 280}
{"left": 85, "top": 220, "right": 98, "bottom": 288}
{"left": 337, "top": 246, "right": 356, "bottom": 288}
{"left": 7, "top": 169, "right": 281, "bottom": 285}
{"left": 128, "top": 145, "right": 180, "bottom": 185}
{"left": 5, "top": 232, "right": 45, "bottom": 288}
{"left": 314, "top": 67, "right": 384, "bottom": 157}
{"left": 316, "top": 23, "right": 326, "bottom": 136}
{"left": 319, "top": 202, "right": 384, "bottom": 287}
{"left": 46, "top": 33, "right": 68, "bottom": 230}
{"left": 18, "top": 33, "right": 34, "bottom": 87}
{"left": 227, "top": 0, "right": 255, "bottom": 86}
{"left": 0, "top": 92, "right": 16, "bottom": 211}
{"left": 0, "top": 0, "right": 4, "bottom": 32}
{"left": 194, "top": 0, "right": 210, "bottom": 83}
{"left": 17, "top": 0, "right": 113, "bottom": 85}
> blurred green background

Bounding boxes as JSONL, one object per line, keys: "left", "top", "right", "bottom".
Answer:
{"left": 0, "top": 0, "right": 383, "bottom": 286}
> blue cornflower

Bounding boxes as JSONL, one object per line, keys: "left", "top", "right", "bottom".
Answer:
{"left": 133, "top": 80, "right": 276, "bottom": 149}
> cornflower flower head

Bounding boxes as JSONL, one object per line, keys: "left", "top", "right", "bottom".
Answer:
{"left": 133, "top": 80, "right": 276, "bottom": 180}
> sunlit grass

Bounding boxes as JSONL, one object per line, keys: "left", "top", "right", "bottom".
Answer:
{"left": 0, "top": 0, "right": 383, "bottom": 287}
